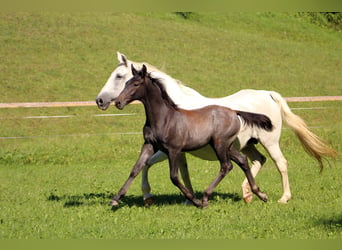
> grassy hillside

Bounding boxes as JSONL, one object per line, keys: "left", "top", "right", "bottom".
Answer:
{"left": 1, "top": 12, "right": 341, "bottom": 103}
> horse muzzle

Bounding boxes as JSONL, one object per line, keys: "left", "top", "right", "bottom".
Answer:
{"left": 114, "top": 100, "right": 125, "bottom": 110}
{"left": 96, "top": 97, "right": 111, "bottom": 111}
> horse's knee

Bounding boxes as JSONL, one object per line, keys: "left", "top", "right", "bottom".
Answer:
{"left": 237, "top": 156, "right": 250, "bottom": 172}
{"left": 227, "top": 162, "right": 233, "bottom": 172}
{"left": 221, "top": 161, "right": 233, "bottom": 175}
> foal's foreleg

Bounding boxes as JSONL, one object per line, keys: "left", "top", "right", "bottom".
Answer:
{"left": 230, "top": 147, "right": 268, "bottom": 202}
{"left": 168, "top": 150, "right": 201, "bottom": 208}
{"left": 141, "top": 152, "right": 193, "bottom": 206}
{"left": 178, "top": 153, "right": 195, "bottom": 205}
{"left": 110, "top": 143, "right": 155, "bottom": 206}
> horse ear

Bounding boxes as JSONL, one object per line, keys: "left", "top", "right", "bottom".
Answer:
{"left": 141, "top": 64, "right": 147, "bottom": 77}
{"left": 131, "top": 64, "right": 138, "bottom": 76}
{"left": 117, "top": 52, "right": 128, "bottom": 66}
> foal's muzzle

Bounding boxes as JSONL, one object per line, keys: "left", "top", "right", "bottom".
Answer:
{"left": 115, "top": 100, "right": 124, "bottom": 110}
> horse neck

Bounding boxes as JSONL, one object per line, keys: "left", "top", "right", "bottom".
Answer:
{"left": 141, "top": 80, "right": 174, "bottom": 128}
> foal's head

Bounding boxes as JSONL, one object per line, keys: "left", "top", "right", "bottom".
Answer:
{"left": 115, "top": 64, "right": 178, "bottom": 110}
{"left": 115, "top": 64, "right": 149, "bottom": 110}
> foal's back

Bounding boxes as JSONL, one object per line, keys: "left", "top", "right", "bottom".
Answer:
{"left": 166, "top": 105, "right": 241, "bottom": 151}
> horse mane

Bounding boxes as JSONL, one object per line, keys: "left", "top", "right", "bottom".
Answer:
{"left": 130, "top": 60, "right": 165, "bottom": 75}
{"left": 130, "top": 60, "right": 189, "bottom": 91}
{"left": 148, "top": 74, "right": 179, "bottom": 110}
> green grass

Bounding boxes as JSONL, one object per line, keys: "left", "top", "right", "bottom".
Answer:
{"left": 0, "top": 12, "right": 341, "bottom": 239}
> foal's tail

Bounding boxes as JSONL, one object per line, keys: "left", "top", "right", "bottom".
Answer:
{"left": 236, "top": 111, "right": 273, "bottom": 132}
{"left": 269, "top": 91, "right": 338, "bottom": 171}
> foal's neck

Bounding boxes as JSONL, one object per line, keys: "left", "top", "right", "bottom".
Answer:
{"left": 142, "top": 79, "right": 176, "bottom": 127}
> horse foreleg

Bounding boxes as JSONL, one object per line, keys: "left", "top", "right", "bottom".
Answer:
{"left": 142, "top": 150, "right": 168, "bottom": 206}
{"left": 168, "top": 150, "right": 202, "bottom": 208}
{"left": 230, "top": 147, "right": 268, "bottom": 202}
{"left": 111, "top": 143, "right": 155, "bottom": 207}
{"left": 241, "top": 144, "right": 266, "bottom": 203}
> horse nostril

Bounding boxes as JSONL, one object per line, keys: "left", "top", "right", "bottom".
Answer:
{"left": 96, "top": 98, "right": 103, "bottom": 106}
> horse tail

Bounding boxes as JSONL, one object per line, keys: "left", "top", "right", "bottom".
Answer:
{"left": 269, "top": 91, "right": 338, "bottom": 171}
{"left": 236, "top": 111, "right": 273, "bottom": 132}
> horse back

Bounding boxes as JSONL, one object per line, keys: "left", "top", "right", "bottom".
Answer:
{"left": 180, "top": 105, "right": 241, "bottom": 138}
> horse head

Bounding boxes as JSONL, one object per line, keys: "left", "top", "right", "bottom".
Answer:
{"left": 96, "top": 52, "right": 133, "bottom": 110}
{"left": 115, "top": 64, "right": 148, "bottom": 110}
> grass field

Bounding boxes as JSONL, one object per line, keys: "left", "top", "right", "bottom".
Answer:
{"left": 0, "top": 12, "right": 341, "bottom": 239}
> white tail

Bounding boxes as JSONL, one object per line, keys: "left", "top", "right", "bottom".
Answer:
{"left": 270, "top": 91, "right": 338, "bottom": 171}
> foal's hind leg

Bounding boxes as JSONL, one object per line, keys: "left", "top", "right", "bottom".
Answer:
{"left": 241, "top": 144, "right": 267, "bottom": 203}
{"left": 202, "top": 145, "right": 233, "bottom": 208}
{"left": 230, "top": 147, "right": 268, "bottom": 202}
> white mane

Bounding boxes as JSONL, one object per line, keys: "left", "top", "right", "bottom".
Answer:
{"left": 128, "top": 60, "right": 208, "bottom": 109}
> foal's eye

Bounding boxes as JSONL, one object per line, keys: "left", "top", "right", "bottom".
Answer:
{"left": 116, "top": 74, "right": 123, "bottom": 79}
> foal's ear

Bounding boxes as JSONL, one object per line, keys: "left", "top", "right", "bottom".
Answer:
{"left": 131, "top": 64, "right": 138, "bottom": 76}
{"left": 141, "top": 64, "right": 147, "bottom": 77}
{"left": 117, "top": 51, "right": 128, "bottom": 66}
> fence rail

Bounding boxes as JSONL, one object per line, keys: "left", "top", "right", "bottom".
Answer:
{"left": 0, "top": 96, "right": 341, "bottom": 109}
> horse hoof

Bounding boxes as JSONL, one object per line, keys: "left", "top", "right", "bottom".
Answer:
{"left": 243, "top": 194, "right": 253, "bottom": 204}
{"left": 192, "top": 198, "right": 203, "bottom": 208}
{"left": 110, "top": 200, "right": 119, "bottom": 206}
{"left": 260, "top": 193, "right": 268, "bottom": 202}
{"left": 144, "top": 197, "right": 154, "bottom": 207}
{"left": 201, "top": 200, "right": 209, "bottom": 209}
{"left": 278, "top": 198, "right": 289, "bottom": 204}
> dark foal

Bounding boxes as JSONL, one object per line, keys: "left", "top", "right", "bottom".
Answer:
{"left": 112, "top": 64, "right": 272, "bottom": 208}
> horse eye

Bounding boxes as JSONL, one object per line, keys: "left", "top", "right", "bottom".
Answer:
{"left": 116, "top": 74, "right": 123, "bottom": 79}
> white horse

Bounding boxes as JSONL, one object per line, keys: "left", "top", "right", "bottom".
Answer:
{"left": 96, "top": 52, "right": 337, "bottom": 205}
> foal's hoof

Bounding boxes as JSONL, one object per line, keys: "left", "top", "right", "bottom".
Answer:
{"left": 110, "top": 199, "right": 119, "bottom": 206}
{"left": 144, "top": 197, "right": 154, "bottom": 207}
{"left": 201, "top": 200, "right": 209, "bottom": 209}
{"left": 192, "top": 198, "right": 203, "bottom": 208}
{"left": 259, "top": 193, "right": 268, "bottom": 202}
{"left": 243, "top": 194, "right": 253, "bottom": 204}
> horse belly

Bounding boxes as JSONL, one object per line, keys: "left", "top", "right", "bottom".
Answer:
{"left": 187, "top": 145, "right": 218, "bottom": 161}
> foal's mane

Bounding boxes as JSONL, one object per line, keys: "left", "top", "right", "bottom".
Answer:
{"left": 148, "top": 74, "right": 179, "bottom": 110}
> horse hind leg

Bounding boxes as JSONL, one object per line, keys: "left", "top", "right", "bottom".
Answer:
{"left": 263, "top": 143, "right": 291, "bottom": 203}
{"left": 230, "top": 147, "right": 268, "bottom": 202}
{"left": 240, "top": 143, "right": 267, "bottom": 203}
{"left": 202, "top": 143, "right": 234, "bottom": 208}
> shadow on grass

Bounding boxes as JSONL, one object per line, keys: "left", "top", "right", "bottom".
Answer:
{"left": 47, "top": 191, "right": 241, "bottom": 209}
{"left": 315, "top": 215, "right": 342, "bottom": 232}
